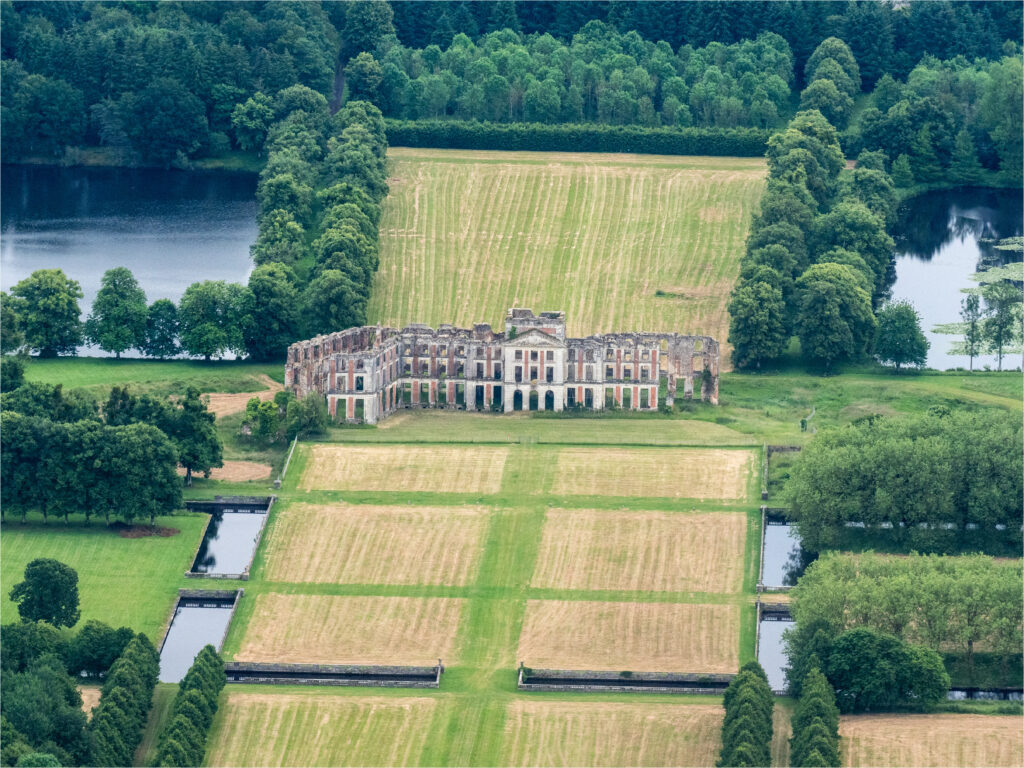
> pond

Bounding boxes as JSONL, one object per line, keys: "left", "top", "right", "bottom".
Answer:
{"left": 760, "top": 519, "right": 805, "bottom": 589}
{"left": 158, "top": 595, "right": 236, "bottom": 683}
{"left": 757, "top": 615, "right": 793, "bottom": 694}
{"left": 190, "top": 511, "right": 267, "bottom": 577}
{"left": 0, "top": 164, "right": 257, "bottom": 355}
{"left": 890, "top": 187, "right": 1023, "bottom": 370}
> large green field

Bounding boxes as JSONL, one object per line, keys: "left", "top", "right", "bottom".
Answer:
{"left": 368, "top": 148, "right": 766, "bottom": 363}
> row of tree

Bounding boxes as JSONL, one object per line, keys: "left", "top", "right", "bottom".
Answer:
{"left": 789, "top": 667, "right": 840, "bottom": 767}
{"left": 356, "top": 24, "right": 795, "bottom": 129}
{"left": 716, "top": 660, "right": 773, "bottom": 768}
{"left": 1, "top": 412, "right": 181, "bottom": 526}
{"left": 2, "top": 255, "right": 359, "bottom": 364}
{"left": 2, "top": 379, "right": 224, "bottom": 526}
{"left": 727, "top": 107, "right": 898, "bottom": 369}
{"left": 248, "top": 93, "right": 389, "bottom": 338}
{"left": 88, "top": 634, "right": 160, "bottom": 768}
{"left": 154, "top": 646, "right": 226, "bottom": 768}
{"left": 1, "top": 1, "right": 341, "bottom": 164}
{"left": 786, "top": 622, "right": 950, "bottom": 714}
{"left": 788, "top": 552, "right": 1021, "bottom": 689}
{"left": 384, "top": 118, "right": 768, "bottom": 156}
{"left": 785, "top": 410, "right": 1023, "bottom": 552}
{"left": 387, "top": 1, "right": 1021, "bottom": 86}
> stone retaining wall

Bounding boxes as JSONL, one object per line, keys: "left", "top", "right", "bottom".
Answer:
{"left": 516, "top": 666, "right": 734, "bottom": 694}
{"left": 224, "top": 661, "right": 443, "bottom": 688}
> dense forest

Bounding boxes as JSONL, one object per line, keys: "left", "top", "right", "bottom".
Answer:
{"left": 389, "top": 1, "right": 1022, "bottom": 84}
{"left": 2, "top": 1, "right": 1021, "bottom": 164}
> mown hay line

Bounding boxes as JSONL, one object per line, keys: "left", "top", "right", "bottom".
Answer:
{"left": 551, "top": 447, "right": 753, "bottom": 501}
{"left": 502, "top": 700, "right": 723, "bottom": 767}
{"left": 299, "top": 444, "right": 508, "bottom": 493}
{"left": 369, "top": 150, "right": 766, "bottom": 368}
{"left": 261, "top": 503, "right": 489, "bottom": 586}
{"left": 236, "top": 594, "right": 464, "bottom": 666}
{"left": 839, "top": 714, "right": 1024, "bottom": 768}
{"left": 531, "top": 509, "right": 746, "bottom": 593}
{"left": 517, "top": 600, "right": 738, "bottom": 673}
{"left": 205, "top": 692, "right": 437, "bottom": 767}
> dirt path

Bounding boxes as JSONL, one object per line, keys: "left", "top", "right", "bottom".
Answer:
{"left": 205, "top": 374, "right": 282, "bottom": 418}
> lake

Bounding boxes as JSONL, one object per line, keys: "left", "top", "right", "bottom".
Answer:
{"left": 1, "top": 164, "right": 257, "bottom": 355}
{"left": 890, "top": 187, "right": 1023, "bottom": 370}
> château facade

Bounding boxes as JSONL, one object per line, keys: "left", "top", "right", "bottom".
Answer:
{"left": 286, "top": 308, "right": 720, "bottom": 424}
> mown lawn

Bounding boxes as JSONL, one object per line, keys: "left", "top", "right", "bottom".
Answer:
{"left": 1, "top": 512, "right": 207, "bottom": 641}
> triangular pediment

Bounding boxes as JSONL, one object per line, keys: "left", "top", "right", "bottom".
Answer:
{"left": 504, "top": 328, "right": 565, "bottom": 347}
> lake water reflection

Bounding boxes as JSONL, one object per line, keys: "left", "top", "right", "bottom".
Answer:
{"left": 890, "top": 187, "right": 1023, "bottom": 370}
{"left": 1, "top": 164, "right": 257, "bottom": 355}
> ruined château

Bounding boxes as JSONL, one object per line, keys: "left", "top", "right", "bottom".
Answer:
{"left": 286, "top": 309, "right": 720, "bottom": 424}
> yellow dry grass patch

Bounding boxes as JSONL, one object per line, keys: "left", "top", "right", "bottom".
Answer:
{"left": 518, "top": 600, "right": 738, "bottom": 673}
{"left": 531, "top": 509, "right": 746, "bottom": 593}
{"left": 299, "top": 444, "right": 508, "bottom": 493}
{"left": 261, "top": 503, "right": 489, "bottom": 586}
{"left": 551, "top": 447, "right": 753, "bottom": 500}
{"left": 177, "top": 460, "right": 271, "bottom": 482}
{"left": 840, "top": 714, "right": 1024, "bottom": 768}
{"left": 236, "top": 594, "right": 464, "bottom": 666}
{"left": 205, "top": 691, "right": 437, "bottom": 767}
{"left": 78, "top": 685, "right": 101, "bottom": 719}
{"left": 502, "top": 700, "right": 723, "bottom": 767}
{"left": 205, "top": 374, "right": 282, "bottom": 417}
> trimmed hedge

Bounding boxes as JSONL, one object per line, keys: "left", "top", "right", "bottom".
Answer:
{"left": 87, "top": 635, "right": 160, "bottom": 767}
{"left": 385, "top": 119, "right": 771, "bottom": 157}
{"left": 717, "top": 660, "right": 774, "bottom": 767}
{"left": 154, "top": 645, "right": 226, "bottom": 768}
{"left": 790, "top": 667, "right": 841, "bottom": 767}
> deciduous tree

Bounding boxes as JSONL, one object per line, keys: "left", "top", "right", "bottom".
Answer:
{"left": 10, "top": 269, "right": 83, "bottom": 358}
{"left": 9, "top": 559, "right": 80, "bottom": 628}
{"left": 981, "top": 280, "right": 1022, "bottom": 371}
{"left": 143, "top": 300, "right": 179, "bottom": 360}
{"left": 728, "top": 279, "right": 789, "bottom": 369}
{"left": 795, "top": 263, "right": 875, "bottom": 370}
{"left": 85, "top": 267, "right": 147, "bottom": 358}
{"left": 873, "top": 300, "right": 929, "bottom": 371}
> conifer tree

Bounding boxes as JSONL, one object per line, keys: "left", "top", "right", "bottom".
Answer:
{"left": 949, "top": 128, "right": 983, "bottom": 185}
{"left": 891, "top": 153, "right": 914, "bottom": 187}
